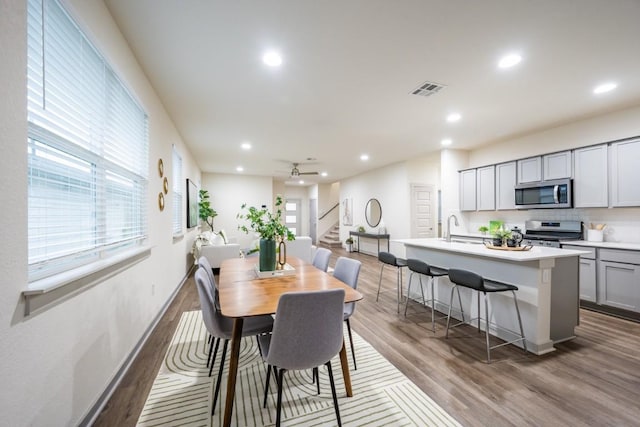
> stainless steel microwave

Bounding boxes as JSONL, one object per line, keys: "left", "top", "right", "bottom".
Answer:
{"left": 514, "top": 178, "right": 572, "bottom": 209}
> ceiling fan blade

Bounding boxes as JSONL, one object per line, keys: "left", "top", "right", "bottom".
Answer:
{"left": 298, "top": 171, "right": 319, "bottom": 175}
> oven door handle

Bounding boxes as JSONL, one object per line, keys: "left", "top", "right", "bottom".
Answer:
{"left": 553, "top": 185, "right": 559, "bottom": 204}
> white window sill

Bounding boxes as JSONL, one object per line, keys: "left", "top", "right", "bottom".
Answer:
{"left": 23, "top": 246, "right": 151, "bottom": 316}
{"left": 173, "top": 233, "right": 185, "bottom": 243}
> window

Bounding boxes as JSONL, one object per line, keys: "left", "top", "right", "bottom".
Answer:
{"left": 172, "top": 146, "right": 183, "bottom": 235}
{"left": 27, "top": 0, "right": 149, "bottom": 281}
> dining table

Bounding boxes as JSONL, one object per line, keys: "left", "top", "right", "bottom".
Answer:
{"left": 218, "top": 255, "right": 364, "bottom": 427}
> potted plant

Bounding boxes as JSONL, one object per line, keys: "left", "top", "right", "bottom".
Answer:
{"left": 237, "top": 195, "right": 295, "bottom": 271}
{"left": 345, "top": 236, "right": 355, "bottom": 252}
{"left": 493, "top": 225, "right": 512, "bottom": 247}
{"left": 478, "top": 225, "right": 489, "bottom": 235}
{"left": 357, "top": 225, "right": 366, "bottom": 233}
{"left": 198, "top": 189, "right": 218, "bottom": 231}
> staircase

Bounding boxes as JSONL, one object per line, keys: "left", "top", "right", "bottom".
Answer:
{"left": 318, "top": 224, "right": 342, "bottom": 248}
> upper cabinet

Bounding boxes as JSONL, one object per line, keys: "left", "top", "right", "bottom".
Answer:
{"left": 459, "top": 169, "right": 477, "bottom": 211}
{"left": 574, "top": 144, "right": 608, "bottom": 208}
{"left": 476, "top": 165, "right": 495, "bottom": 211}
{"left": 517, "top": 157, "right": 542, "bottom": 183}
{"left": 543, "top": 151, "right": 572, "bottom": 180}
{"left": 495, "top": 161, "right": 516, "bottom": 210}
{"left": 610, "top": 138, "right": 640, "bottom": 207}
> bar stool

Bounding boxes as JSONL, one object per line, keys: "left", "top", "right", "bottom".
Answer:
{"left": 403, "top": 259, "right": 462, "bottom": 332}
{"left": 445, "top": 268, "right": 526, "bottom": 363}
{"left": 376, "top": 251, "right": 408, "bottom": 313}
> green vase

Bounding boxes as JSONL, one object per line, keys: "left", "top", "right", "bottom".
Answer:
{"left": 259, "top": 238, "right": 277, "bottom": 271}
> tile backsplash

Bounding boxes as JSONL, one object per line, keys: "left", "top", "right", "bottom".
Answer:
{"left": 463, "top": 207, "right": 640, "bottom": 243}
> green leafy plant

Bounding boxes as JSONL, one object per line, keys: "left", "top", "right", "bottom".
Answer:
{"left": 357, "top": 225, "right": 366, "bottom": 232}
{"left": 237, "top": 195, "right": 295, "bottom": 242}
{"left": 345, "top": 236, "right": 354, "bottom": 244}
{"left": 198, "top": 189, "right": 218, "bottom": 231}
{"left": 493, "top": 224, "right": 512, "bottom": 244}
{"left": 478, "top": 226, "right": 489, "bottom": 234}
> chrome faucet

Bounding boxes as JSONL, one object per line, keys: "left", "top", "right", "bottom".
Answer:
{"left": 445, "top": 214, "right": 459, "bottom": 242}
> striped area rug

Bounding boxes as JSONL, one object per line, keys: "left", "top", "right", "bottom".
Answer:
{"left": 137, "top": 311, "right": 462, "bottom": 427}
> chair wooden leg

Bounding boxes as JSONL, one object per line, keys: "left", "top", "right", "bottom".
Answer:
{"left": 313, "top": 367, "right": 320, "bottom": 394}
{"left": 263, "top": 364, "right": 271, "bottom": 408}
{"left": 345, "top": 319, "right": 357, "bottom": 370}
{"left": 326, "top": 361, "right": 342, "bottom": 427}
{"left": 276, "top": 368, "right": 286, "bottom": 427}
{"left": 212, "top": 339, "right": 228, "bottom": 415}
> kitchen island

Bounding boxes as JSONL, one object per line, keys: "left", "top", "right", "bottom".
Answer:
{"left": 396, "top": 238, "right": 589, "bottom": 355}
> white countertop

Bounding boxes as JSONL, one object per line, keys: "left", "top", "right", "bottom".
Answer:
{"left": 394, "top": 238, "right": 590, "bottom": 262}
{"left": 559, "top": 240, "right": 640, "bottom": 251}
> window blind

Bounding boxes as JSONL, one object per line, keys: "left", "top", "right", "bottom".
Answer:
{"left": 27, "top": 0, "right": 149, "bottom": 280}
{"left": 172, "top": 146, "right": 183, "bottom": 235}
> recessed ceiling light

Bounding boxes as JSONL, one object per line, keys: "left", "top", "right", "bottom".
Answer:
{"left": 321, "top": 172, "right": 328, "bottom": 177}
{"left": 593, "top": 82, "right": 617, "bottom": 94}
{"left": 446, "top": 113, "right": 461, "bottom": 123}
{"left": 241, "top": 142, "right": 251, "bottom": 150}
{"left": 360, "top": 154, "right": 369, "bottom": 161}
{"left": 498, "top": 54, "right": 522, "bottom": 69}
{"left": 298, "top": 180, "right": 304, "bottom": 184}
{"left": 441, "top": 138, "right": 452, "bottom": 146}
{"left": 262, "top": 50, "right": 283, "bottom": 67}
{"left": 236, "top": 166, "right": 244, "bottom": 172}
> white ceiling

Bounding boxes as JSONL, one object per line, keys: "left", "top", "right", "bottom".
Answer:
{"left": 104, "top": 0, "right": 640, "bottom": 185}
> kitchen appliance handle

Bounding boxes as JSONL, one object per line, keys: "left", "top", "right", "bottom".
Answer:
{"left": 553, "top": 185, "right": 559, "bottom": 204}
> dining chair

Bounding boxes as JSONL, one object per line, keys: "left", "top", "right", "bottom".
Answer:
{"left": 194, "top": 267, "right": 274, "bottom": 414}
{"left": 311, "top": 247, "right": 332, "bottom": 272}
{"left": 333, "top": 256, "right": 362, "bottom": 370}
{"left": 198, "top": 256, "right": 219, "bottom": 369}
{"left": 258, "top": 289, "right": 345, "bottom": 427}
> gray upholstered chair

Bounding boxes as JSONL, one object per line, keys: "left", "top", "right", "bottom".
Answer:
{"left": 198, "top": 256, "right": 219, "bottom": 369}
{"left": 333, "top": 256, "right": 361, "bottom": 370}
{"left": 258, "top": 289, "right": 345, "bottom": 427}
{"left": 194, "top": 267, "right": 274, "bottom": 414}
{"left": 311, "top": 247, "right": 332, "bottom": 272}
{"left": 376, "top": 251, "right": 408, "bottom": 313}
{"left": 445, "top": 268, "right": 526, "bottom": 363}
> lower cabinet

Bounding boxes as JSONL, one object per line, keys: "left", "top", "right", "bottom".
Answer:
{"left": 579, "top": 258, "right": 597, "bottom": 302}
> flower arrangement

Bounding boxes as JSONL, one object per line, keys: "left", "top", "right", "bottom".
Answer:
{"left": 237, "top": 195, "right": 295, "bottom": 242}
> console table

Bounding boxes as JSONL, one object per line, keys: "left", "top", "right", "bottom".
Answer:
{"left": 349, "top": 231, "right": 390, "bottom": 254}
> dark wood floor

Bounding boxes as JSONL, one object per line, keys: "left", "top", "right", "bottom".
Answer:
{"left": 94, "top": 248, "right": 640, "bottom": 426}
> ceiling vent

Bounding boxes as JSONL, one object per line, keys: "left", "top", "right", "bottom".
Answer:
{"left": 410, "top": 80, "right": 447, "bottom": 97}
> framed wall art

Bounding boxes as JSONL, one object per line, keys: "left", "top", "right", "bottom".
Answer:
{"left": 186, "top": 179, "right": 198, "bottom": 228}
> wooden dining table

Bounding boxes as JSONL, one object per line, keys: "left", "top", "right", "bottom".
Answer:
{"left": 218, "top": 255, "right": 364, "bottom": 427}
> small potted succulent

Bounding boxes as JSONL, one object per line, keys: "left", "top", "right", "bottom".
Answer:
{"left": 493, "top": 225, "right": 512, "bottom": 247}
{"left": 345, "top": 236, "right": 355, "bottom": 252}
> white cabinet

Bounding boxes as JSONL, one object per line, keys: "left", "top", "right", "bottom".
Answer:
{"left": 562, "top": 245, "right": 596, "bottom": 303}
{"left": 573, "top": 144, "right": 608, "bottom": 208}
{"left": 610, "top": 138, "right": 640, "bottom": 207}
{"left": 459, "top": 169, "right": 477, "bottom": 211}
{"left": 495, "top": 161, "right": 516, "bottom": 210}
{"left": 517, "top": 156, "right": 542, "bottom": 183}
{"left": 597, "top": 249, "right": 640, "bottom": 313}
{"left": 543, "top": 151, "right": 572, "bottom": 180}
{"left": 476, "top": 165, "right": 495, "bottom": 211}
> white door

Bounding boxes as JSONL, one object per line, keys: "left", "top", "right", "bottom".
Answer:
{"left": 285, "top": 198, "right": 301, "bottom": 236}
{"left": 411, "top": 184, "right": 435, "bottom": 238}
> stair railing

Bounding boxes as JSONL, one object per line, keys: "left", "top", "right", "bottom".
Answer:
{"left": 319, "top": 202, "right": 339, "bottom": 220}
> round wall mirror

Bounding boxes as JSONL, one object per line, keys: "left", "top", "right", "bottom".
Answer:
{"left": 365, "top": 198, "right": 382, "bottom": 228}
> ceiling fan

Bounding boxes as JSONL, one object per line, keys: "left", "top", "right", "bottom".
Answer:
{"left": 289, "top": 162, "right": 319, "bottom": 178}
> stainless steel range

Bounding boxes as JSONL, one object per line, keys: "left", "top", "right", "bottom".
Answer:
{"left": 523, "top": 220, "right": 583, "bottom": 248}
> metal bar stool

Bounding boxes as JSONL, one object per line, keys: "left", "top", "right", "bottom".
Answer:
{"left": 376, "top": 251, "right": 408, "bottom": 313}
{"left": 403, "top": 259, "right": 464, "bottom": 332}
{"left": 445, "top": 268, "right": 527, "bottom": 363}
